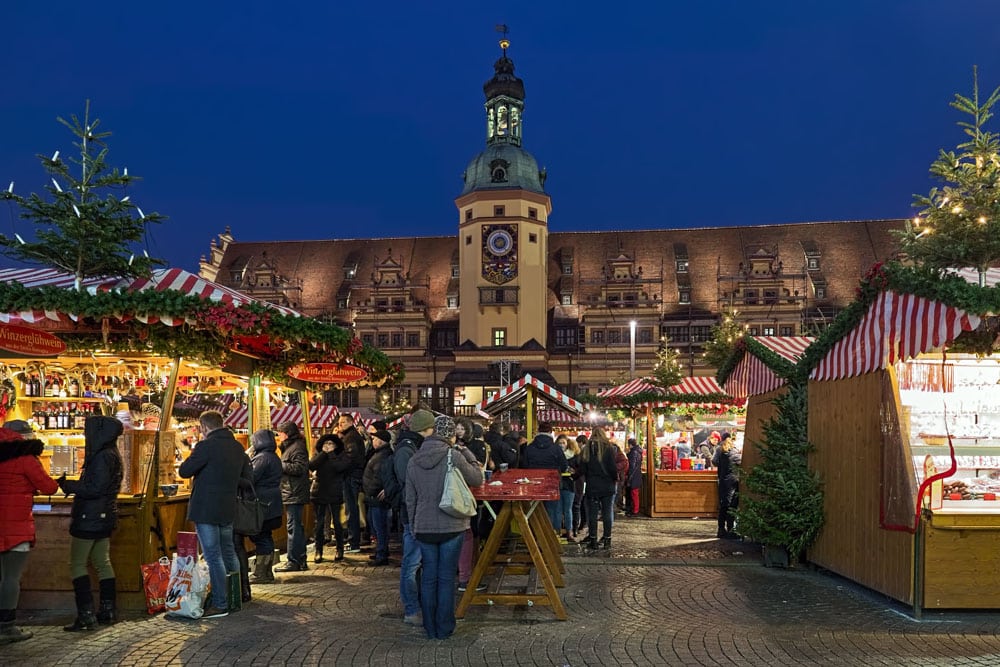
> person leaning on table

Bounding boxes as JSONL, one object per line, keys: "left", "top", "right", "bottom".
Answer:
{"left": 404, "top": 414, "right": 484, "bottom": 640}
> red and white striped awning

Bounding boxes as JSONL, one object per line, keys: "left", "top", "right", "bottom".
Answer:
{"left": 537, "top": 408, "right": 586, "bottom": 425}
{"left": 596, "top": 377, "right": 660, "bottom": 398}
{"left": 224, "top": 404, "right": 339, "bottom": 430}
{"left": 598, "top": 375, "right": 737, "bottom": 409}
{"left": 478, "top": 373, "right": 587, "bottom": 418}
{"left": 810, "top": 290, "right": 980, "bottom": 382}
{"left": 0, "top": 267, "right": 300, "bottom": 325}
{"left": 724, "top": 336, "right": 814, "bottom": 399}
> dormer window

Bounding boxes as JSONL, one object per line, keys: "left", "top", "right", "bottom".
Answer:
{"left": 230, "top": 270, "right": 243, "bottom": 282}
{"left": 807, "top": 257, "right": 820, "bottom": 270}
{"left": 451, "top": 265, "right": 460, "bottom": 278}
{"left": 676, "top": 260, "right": 688, "bottom": 273}
{"left": 679, "top": 290, "right": 691, "bottom": 304}
{"left": 346, "top": 267, "right": 356, "bottom": 279}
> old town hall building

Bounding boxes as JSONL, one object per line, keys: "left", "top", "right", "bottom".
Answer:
{"left": 199, "top": 40, "right": 903, "bottom": 416}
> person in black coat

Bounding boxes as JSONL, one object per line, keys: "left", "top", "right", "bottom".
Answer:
{"left": 274, "top": 421, "right": 309, "bottom": 572}
{"left": 520, "top": 422, "right": 568, "bottom": 533}
{"left": 57, "top": 415, "right": 124, "bottom": 631}
{"left": 309, "top": 433, "right": 351, "bottom": 562}
{"left": 580, "top": 427, "right": 618, "bottom": 550}
{"left": 712, "top": 433, "right": 741, "bottom": 539}
{"left": 335, "top": 413, "right": 367, "bottom": 552}
{"left": 178, "top": 410, "right": 252, "bottom": 619}
{"left": 625, "top": 438, "right": 644, "bottom": 517}
{"left": 247, "top": 428, "right": 282, "bottom": 584}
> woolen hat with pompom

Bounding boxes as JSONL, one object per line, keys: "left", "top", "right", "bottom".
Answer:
{"left": 434, "top": 414, "right": 456, "bottom": 440}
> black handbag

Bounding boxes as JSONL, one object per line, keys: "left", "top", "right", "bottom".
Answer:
{"left": 233, "top": 485, "right": 265, "bottom": 536}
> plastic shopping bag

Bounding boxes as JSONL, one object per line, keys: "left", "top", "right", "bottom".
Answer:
{"left": 164, "top": 554, "right": 210, "bottom": 619}
{"left": 140, "top": 557, "right": 172, "bottom": 615}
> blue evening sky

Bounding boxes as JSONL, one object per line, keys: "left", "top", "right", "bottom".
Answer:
{"left": 2, "top": 1, "right": 1000, "bottom": 272}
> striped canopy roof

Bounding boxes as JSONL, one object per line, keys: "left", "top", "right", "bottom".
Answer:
{"left": 224, "top": 404, "right": 340, "bottom": 430}
{"left": 597, "top": 375, "right": 737, "bottom": 408}
{"left": 810, "top": 290, "right": 980, "bottom": 382}
{"left": 478, "top": 373, "right": 587, "bottom": 418}
{"left": 723, "top": 336, "right": 814, "bottom": 399}
{"left": 0, "top": 267, "right": 300, "bottom": 325}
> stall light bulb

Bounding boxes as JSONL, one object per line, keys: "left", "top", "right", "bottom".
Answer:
{"left": 14, "top": 233, "right": 25, "bottom": 244}
{"left": 123, "top": 167, "right": 128, "bottom": 177}
{"left": 979, "top": 217, "right": 987, "bottom": 224}
{"left": 121, "top": 196, "right": 130, "bottom": 203}
{"left": 952, "top": 206, "right": 963, "bottom": 214}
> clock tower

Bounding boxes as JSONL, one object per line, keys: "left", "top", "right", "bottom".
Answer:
{"left": 455, "top": 36, "right": 551, "bottom": 349}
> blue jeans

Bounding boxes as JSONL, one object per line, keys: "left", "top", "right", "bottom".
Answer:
{"left": 417, "top": 533, "right": 463, "bottom": 639}
{"left": 195, "top": 522, "right": 239, "bottom": 609}
{"left": 559, "top": 489, "right": 575, "bottom": 534}
{"left": 544, "top": 500, "right": 561, "bottom": 534}
{"left": 399, "top": 522, "right": 422, "bottom": 616}
{"left": 343, "top": 477, "right": 362, "bottom": 548}
{"left": 369, "top": 504, "right": 390, "bottom": 561}
{"left": 285, "top": 504, "right": 306, "bottom": 565}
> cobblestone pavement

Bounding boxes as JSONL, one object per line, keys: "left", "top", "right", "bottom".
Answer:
{"left": 8, "top": 516, "right": 1000, "bottom": 666}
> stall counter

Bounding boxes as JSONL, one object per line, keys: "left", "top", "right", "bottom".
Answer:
{"left": 651, "top": 470, "right": 718, "bottom": 518}
{"left": 921, "top": 507, "right": 1000, "bottom": 609}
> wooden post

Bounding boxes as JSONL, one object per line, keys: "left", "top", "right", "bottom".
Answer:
{"left": 643, "top": 405, "right": 655, "bottom": 515}
{"left": 525, "top": 383, "right": 536, "bottom": 440}
{"left": 248, "top": 374, "right": 261, "bottom": 433}
{"left": 300, "top": 389, "right": 313, "bottom": 450}
{"left": 140, "top": 355, "right": 182, "bottom": 565}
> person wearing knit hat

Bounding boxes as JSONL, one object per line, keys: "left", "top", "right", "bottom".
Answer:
{"left": 433, "top": 414, "right": 456, "bottom": 442}
{"left": 404, "top": 410, "right": 483, "bottom": 639}
{"left": 408, "top": 410, "right": 435, "bottom": 434}
{"left": 0, "top": 426, "right": 59, "bottom": 643}
{"left": 274, "top": 420, "right": 309, "bottom": 572}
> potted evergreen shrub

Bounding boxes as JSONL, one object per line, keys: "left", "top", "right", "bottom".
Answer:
{"left": 736, "top": 381, "right": 824, "bottom": 567}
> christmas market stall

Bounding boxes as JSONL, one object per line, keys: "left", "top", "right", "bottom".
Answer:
{"left": 803, "top": 263, "right": 1000, "bottom": 612}
{"left": 477, "top": 373, "right": 589, "bottom": 436}
{"left": 0, "top": 267, "right": 400, "bottom": 611}
{"left": 596, "top": 376, "right": 742, "bottom": 518}
{"left": 717, "top": 336, "right": 814, "bottom": 477}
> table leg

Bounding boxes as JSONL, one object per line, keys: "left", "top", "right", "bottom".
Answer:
{"left": 511, "top": 503, "right": 567, "bottom": 620}
{"left": 456, "top": 501, "right": 512, "bottom": 618}
{"left": 526, "top": 502, "right": 565, "bottom": 584}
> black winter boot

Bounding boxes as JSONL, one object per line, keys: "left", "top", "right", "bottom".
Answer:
{"left": 587, "top": 537, "right": 599, "bottom": 550}
{"left": 96, "top": 578, "right": 117, "bottom": 625}
{"left": 64, "top": 576, "right": 97, "bottom": 632}
{"left": 0, "top": 609, "right": 32, "bottom": 644}
{"left": 601, "top": 536, "right": 612, "bottom": 550}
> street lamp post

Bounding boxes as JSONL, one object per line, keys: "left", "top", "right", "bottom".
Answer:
{"left": 629, "top": 320, "right": 637, "bottom": 378}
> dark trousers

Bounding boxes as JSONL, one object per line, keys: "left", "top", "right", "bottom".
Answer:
{"left": 343, "top": 477, "right": 363, "bottom": 548}
{"left": 313, "top": 501, "right": 344, "bottom": 551}
{"left": 587, "top": 493, "right": 614, "bottom": 541}
{"left": 718, "top": 478, "right": 739, "bottom": 535}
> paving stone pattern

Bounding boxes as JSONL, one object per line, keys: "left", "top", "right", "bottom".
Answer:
{"left": 8, "top": 517, "right": 1000, "bottom": 666}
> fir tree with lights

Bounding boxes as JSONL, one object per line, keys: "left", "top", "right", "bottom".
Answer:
{"left": 702, "top": 309, "right": 744, "bottom": 369}
{"left": 0, "top": 101, "right": 165, "bottom": 288}
{"left": 650, "top": 335, "right": 684, "bottom": 389}
{"left": 895, "top": 67, "right": 1000, "bottom": 286}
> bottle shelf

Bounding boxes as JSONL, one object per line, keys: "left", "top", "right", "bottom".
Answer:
{"left": 18, "top": 397, "right": 105, "bottom": 403}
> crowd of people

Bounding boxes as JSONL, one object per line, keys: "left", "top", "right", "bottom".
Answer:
{"left": 0, "top": 407, "right": 741, "bottom": 643}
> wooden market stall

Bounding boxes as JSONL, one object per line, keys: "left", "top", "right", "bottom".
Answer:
{"left": 805, "top": 271, "right": 1000, "bottom": 613}
{"left": 596, "top": 376, "right": 742, "bottom": 518}
{"left": 719, "top": 336, "right": 814, "bottom": 477}
{"left": 0, "top": 267, "right": 399, "bottom": 611}
{"left": 477, "top": 373, "right": 590, "bottom": 437}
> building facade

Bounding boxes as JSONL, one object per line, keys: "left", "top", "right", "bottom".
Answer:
{"left": 199, "top": 41, "right": 904, "bottom": 417}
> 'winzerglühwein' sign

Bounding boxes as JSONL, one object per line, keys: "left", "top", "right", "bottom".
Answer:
{"left": 288, "top": 363, "right": 368, "bottom": 384}
{"left": 0, "top": 324, "right": 66, "bottom": 356}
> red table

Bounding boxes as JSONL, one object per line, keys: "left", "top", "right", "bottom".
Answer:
{"left": 455, "top": 468, "right": 567, "bottom": 620}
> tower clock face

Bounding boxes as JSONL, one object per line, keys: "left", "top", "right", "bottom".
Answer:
{"left": 487, "top": 229, "right": 514, "bottom": 256}
{"left": 482, "top": 224, "right": 518, "bottom": 284}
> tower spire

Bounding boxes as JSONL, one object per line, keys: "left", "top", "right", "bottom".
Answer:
{"left": 484, "top": 26, "right": 524, "bottom": 148}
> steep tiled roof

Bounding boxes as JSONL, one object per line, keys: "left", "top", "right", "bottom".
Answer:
{"left": 205, "top": 220, "right": 903, "bottom": 317}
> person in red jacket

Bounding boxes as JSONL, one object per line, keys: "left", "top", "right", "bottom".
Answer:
{"left": 0, "top": 421, "right": 59, "bottom": 644}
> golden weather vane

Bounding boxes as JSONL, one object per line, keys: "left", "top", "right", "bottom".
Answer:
{"left": 495, "top": 23, "right": 510, "bottom": 53}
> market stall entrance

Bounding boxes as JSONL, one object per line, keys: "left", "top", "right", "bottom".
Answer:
{"left": 597, "top": 375, "right": 742, "bottom": 518}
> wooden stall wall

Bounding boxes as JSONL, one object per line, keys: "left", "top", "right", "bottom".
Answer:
{"left": 808, "top": 370, "right": 914, "bottom": 604}
{"left": 740, "top": 388, "right": 784, "bottom": 477}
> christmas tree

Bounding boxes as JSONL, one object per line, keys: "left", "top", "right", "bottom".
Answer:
{"left": 702, "top": 308, "right": 745, "bottom": 369}
{"left": 895, "top": 67, "right": 1000, "bottom": 285}
{"left": 650, "top": 335, "right": 684, "bottom": 389}
{"left": 1, "top": 101, "right": 165, "bottom": 288}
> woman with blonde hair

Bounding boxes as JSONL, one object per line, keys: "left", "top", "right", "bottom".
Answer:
{"left": 578, "top": 427, "right": 617, "bottom": 549}
{"left": 556, "top": 434, "right": 579, "bottom": 541}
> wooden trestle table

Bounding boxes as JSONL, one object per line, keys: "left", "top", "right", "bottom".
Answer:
{"left": 455, "top": 468, "right": 567, "bottom": 620}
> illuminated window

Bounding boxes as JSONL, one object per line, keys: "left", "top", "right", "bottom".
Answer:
{"left": 492, "top": 328, "right": 507, "bottom": 347}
